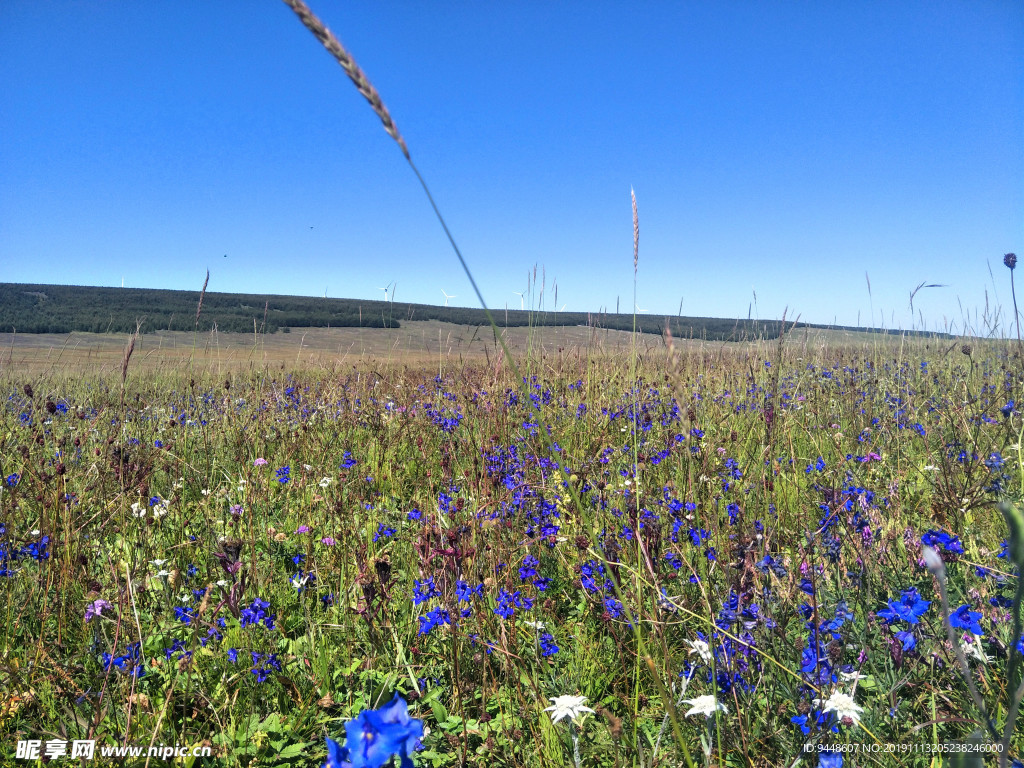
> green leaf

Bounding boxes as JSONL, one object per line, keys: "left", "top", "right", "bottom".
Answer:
{"left": 429, "top": 698, "right": 448, "bottom": 724}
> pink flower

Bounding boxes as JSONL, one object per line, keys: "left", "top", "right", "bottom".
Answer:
{"left": 296, "top": 525, "right": 310, "bottom": 534}
{"left": 254, "top": 458, "right": 268, "bottom": 466}
{"left": 320, "top": 537, "right": 336, "bottom": 546}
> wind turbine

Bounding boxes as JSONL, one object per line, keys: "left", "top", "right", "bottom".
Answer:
{"left": 377, "top": 281, "right": 395, "bottom": 302}
{"left": 513, "top": 291, "right": 524, "bottom": 310}
{"left": 635, "top": 304, "right": 648, "bottom": 314}
{"left": 440, "top": 289, "right": 456, "bottom": 307}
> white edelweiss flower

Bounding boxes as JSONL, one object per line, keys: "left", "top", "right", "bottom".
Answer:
{"left": 216, "top": 579, "right": 228, "bottom": 588}
{"left": 682, "top": 695, "right": 728, "bottom": 717}
{"left": 961, "top": 639, "right": 992, "bottom": 665}
{"left": 523, "top": 620, "right": 546, "bottom": 630}
{"left": 303, "top": 464, "right": 312, "bottom": 471}
{"left": 31, "top": 529, "right": 40, "bottom": 536}
{"left": 815, "top": 691, "right": 863, "bottom": 724}
{"left": 131, "top": 502, "right": 146, "bottom": 517}
{"left": 152, "top": 500, "right": 169, "bottom": 518}
{"left": 839, "top": 670, "right": 867, "bottom": 683}
{"left": 543, "top": 695, "right": 594, "bottom": 724}
{"left": 319, "top": 477, "right": 333, "bottom": 488}
{"left": 685, "top": 639, "right": 713, "bottom": 665}
{"left": 201, "top": 489, "right": 211, "bottom": 496}
{"left": 150, "top": 559, "right": 168, "bottom": 567}
{"left": 155, "top": 569, "right": 171, "bottom": 578}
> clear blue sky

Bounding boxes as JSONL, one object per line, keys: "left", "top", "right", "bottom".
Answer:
{"left": 2, "top": 1, "right": 1021, "bottom": 333}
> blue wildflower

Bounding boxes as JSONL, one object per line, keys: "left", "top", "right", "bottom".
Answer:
{"left": 949, "top": 605, "right": 984, "bottom": 636}
{"left": 539, "top": 633, "right": 559, "bottom": 657}
{"left": 325, "top": 694, "right": 424, "bottom": 768}
{"left": 877, "top": 587, "right": 930, "bottom": 625}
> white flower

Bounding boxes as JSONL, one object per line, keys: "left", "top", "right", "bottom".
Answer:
{"left": 961, "top": 639, "right": 992, "bottom": 665}
{"left": 523, "top": 620, "right": 546, "bottom": 630}
{"left": 319, "top": 477, "right": 333, "bottom": 488}
{"left": 152, "top": 500, "right": 169, "bottom": 518}
{"left": 150, "top": 559, "right": 167, "bottom": 567}
{"left": 543, "top": 695, "right": 594, "bottom": 724}
{"left": 303, "top": 464, "right": 312, "bottom": 471}
{"left": 155, "top": 569, "right": 171, "bottom": 578}
{"left": 682, "top": 695, "right": 728, "bottom": 717}
{"left": 839, "top": 670, "right": 867, "bottom": 683}
{"left": 816, "top": 691, "right": 863, "bottom": 724}
{"left": 131, "top": 502, "right": 146, "bottom": 517}
{"left": 31, "top": 529, "right": 40, "bottom": 536}
{"left": 201, "top": 489, "right": 211, "bottom": 496}
{"left": 685, "top": 639, "right": 713, "bottom": 665}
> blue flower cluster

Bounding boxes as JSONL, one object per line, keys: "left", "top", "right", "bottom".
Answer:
{"left": 102, "top": 642, "right": 144, "bottom": 678}
{"left": 239, "top": 598, "right": 276, "bottom": 630}
{"left": 324, "top": 694, "right": 422, "bottom": 768}
{"left": 250, "top": 651, "right": 282, "bottom": 683}
{"left": 417, "top": 606, "right": 451, "bottom": 635}
{"left": 921, "top": 529, "right": 964, "bottom": 554}
{"left": 494, "top": 588, "right": 533, "bottom": 619}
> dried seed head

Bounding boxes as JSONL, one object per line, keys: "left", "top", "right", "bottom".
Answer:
{"left": 1005, "top": 252, "right": 1017, "bottom": 270}
{"left": 282, "top": 0, "right": 410, "bottom": 159}
{"left": 631, "top": 187, "right": 639, "bottom": 274}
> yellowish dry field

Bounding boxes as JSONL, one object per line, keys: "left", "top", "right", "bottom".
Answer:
{"left": 0, "top": 321, "right": 950, "bottom": 378}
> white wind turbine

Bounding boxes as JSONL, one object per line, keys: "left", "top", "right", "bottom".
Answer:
{"left": 512, "top": 291, "right": 525, "bottom": 310}
{"left": 635, "top": 304, "right": 648, "bottom": 314}
{"left": 377, "top": 281, "right": 395, "bottom": 302}
{"left": 440, "top": 289, "right": 456, "bottom": 307}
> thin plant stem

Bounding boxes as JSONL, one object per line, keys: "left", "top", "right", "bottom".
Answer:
{"left": 282, "top": 2, "right": 695, "bottom": 763}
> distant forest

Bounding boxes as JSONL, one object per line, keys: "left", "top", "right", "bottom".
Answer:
{"left": 0, "top": 283, "right": 948, "bottom": 341}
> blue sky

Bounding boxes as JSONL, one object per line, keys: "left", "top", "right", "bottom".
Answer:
{"left": 2, "top": 1, "right": 1021, "bottom": 333}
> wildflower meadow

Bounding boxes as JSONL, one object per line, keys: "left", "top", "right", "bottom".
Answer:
{"left": 2, "top": 2, "right": 1021, "bottom": 767}
{"left": 1, "top": 326, "right": 1022, "bottom": 766}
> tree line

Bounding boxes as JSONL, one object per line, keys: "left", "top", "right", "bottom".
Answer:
{"left": 0, "top": 283, "right": 948, "bottom": 340}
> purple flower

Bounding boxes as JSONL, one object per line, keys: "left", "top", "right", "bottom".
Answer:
{"left": 84, "top": 599, "right": 112, "bottom": 622}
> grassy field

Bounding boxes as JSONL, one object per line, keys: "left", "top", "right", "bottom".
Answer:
{"left": 0, "top": 332, "right": 1021, "bottom": 767}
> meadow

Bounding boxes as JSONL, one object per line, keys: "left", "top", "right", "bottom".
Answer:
{"left": 1, "top": 329, "right": 1022, "bottom": 767}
